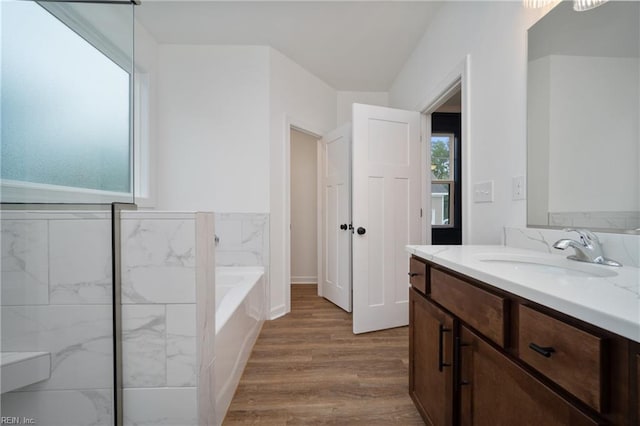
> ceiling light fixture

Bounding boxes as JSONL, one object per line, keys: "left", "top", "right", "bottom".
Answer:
{"left": 572, "top": 0, "right": 609, "bottom": 11}
{"left": 523, "top": 0, "right": 610, "bottom": 12}
{"left": 523, "top": 0, "right": 554, "bottom": 8}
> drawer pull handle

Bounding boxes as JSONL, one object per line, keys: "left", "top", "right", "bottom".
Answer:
{"left": 529, "top": 343, "right": 555, "bottom": 358}
{"left": 408, "top": 272, "right": 422, "bottom": 277}
{"left": 438, "top": 324, "right": 451, "bottom": 372}
{"left": 455, "top": 337, "right": 471, "bottom": 387}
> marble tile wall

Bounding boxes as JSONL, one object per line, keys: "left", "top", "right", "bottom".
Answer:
{"left": 1, "top": 211, "right": 215, "bottom": 426}
{"left": 548, "top": 211, "right": 640, "bottom": 231}
{"left": 214, "top": 212, "right": 269, "bottom": 321}
{"left": 504, "top": 227, "right": 640, "bottom": 268}
{"left": 1, "top": 211, "right": 116, "bottom": 424}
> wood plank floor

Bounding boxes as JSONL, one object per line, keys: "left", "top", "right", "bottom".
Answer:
{"left": 223, "top": 284, "right": 424, "bottom": 425}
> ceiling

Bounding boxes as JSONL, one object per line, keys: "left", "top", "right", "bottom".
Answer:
{"left": 136, "top": 1, "right": 443, "bottom": 91}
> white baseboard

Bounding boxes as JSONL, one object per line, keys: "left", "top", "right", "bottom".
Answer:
{"left": 270, "top": 304, "right": 287, "bottom": 320}
{"left": 291, "top": 276, "right": 317, "bottom": 284}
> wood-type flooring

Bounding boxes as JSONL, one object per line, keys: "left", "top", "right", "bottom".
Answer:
{"left": 223, "top": 284, "right": 424, "bottom": 425}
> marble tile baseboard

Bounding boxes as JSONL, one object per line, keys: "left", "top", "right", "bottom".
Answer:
{"left": 548, "top": 211, "right": 640, "bottom": 230}
{"left": 504, "top": 227, "right": 640, "bottom": 268}
{"left": 123, "top": 388, "right": 197, "bottom": 426}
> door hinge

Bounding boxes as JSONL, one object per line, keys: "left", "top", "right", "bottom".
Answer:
{"left": 420, "top": 208, "right": 423, "bottom": 218}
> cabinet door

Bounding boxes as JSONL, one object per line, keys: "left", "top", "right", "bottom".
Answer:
{"left": 636, "top": 354, "right": 640, "bottom": 424}
{"left": 458, "top": 326, "right": 599, "bottom": 426}
{"left": 409, "top": 288, "right": 454, "bottom": 426}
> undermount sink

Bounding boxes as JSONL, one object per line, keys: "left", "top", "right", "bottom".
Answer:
{"left": 474, "top": 253, "right": 618, "bottom": 278}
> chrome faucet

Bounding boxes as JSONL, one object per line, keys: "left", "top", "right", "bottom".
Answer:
{"left": 553, "top": 228, "right": 621, "bottom": 267}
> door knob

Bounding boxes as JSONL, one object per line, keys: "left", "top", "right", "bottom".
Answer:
{"left": 357, "top": 227, "right": 366, "bottom": 235}
{"left": 340, "top": 224, "right": 348, "bottom": 230}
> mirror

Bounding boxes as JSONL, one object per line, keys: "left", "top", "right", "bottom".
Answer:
{"left": 527, "top": 1, "right": 639, "bottom": 234}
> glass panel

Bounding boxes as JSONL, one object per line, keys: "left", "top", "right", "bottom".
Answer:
{"left": 431, "top": 182, "right": 453, "bottom": 226}
{"left": 1, "top": 1, "right": 134, "bottom": 203}
{"left": 1, "top": 0, "right": 134, "bottom": 423}
{"left": 431, "top": 134, "right": 453, "bottom": 181}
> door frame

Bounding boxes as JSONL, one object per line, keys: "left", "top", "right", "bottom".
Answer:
{"left": 417, "top": 55, "right": 471, "bottom": 245}
{"left": 284, "top": 116, "right": 324, "bottom": 314}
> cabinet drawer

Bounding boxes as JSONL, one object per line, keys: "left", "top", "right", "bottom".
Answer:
{"left": 519, "top": 305, "right": 604, "bottom": 412}
{"left": 409, "top": 257, "right": 428, "bottom": 294}
{"left": 430, "top": 268, "right": 508, "bottom": 347}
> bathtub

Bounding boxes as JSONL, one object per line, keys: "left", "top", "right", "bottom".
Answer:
{"left": 214, "top": 266, "right": 266, "bottom": 424}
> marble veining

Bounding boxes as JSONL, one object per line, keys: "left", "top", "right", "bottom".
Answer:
{"left": 505, "top": 227, "right": 640, "bottom": 268}
{"left": 49, "top": 219, "right": 112, "bottom": 304}
{"left": 121, "top": 219, "right": 196, "bottom": 304}
{"left": 1, "top": 305, "right": 113, "bottom": 390}
{"left": 122, "top": 305, "right": 167, "bottom": 388}
{"left": 1, "top": 220, "right": 49, "bottom": 305}
{"left": 166, "top": 304, "right": 196, "bottom": 387}
{"left": 215, "top": 213, "right": 269, "bottom": 268}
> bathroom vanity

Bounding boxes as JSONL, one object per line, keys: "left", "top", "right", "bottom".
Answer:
{"left": 406, "top": 245, "right": 640, "bottom": 425}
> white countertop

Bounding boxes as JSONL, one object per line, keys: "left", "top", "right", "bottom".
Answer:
{"left": 406, "top": 245, "right": 640, "bottom": 343}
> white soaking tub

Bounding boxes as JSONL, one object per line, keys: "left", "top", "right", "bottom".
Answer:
{"left": 214, "top": 266, "right": 265, "bottom": 424}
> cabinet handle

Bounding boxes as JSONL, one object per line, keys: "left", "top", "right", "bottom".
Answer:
{"left": 455, "top": 336, "right": 471, "bottom": 387}
{"left": 438, "top": 324, "right": 451, "bottom": 372}
{"left": 528, "top": 342, "right": 555, "bottom": 358}
{"left": 408, "top": 272, "right": 421, "bottom": 277}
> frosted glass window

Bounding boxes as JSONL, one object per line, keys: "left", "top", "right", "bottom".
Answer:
{"left": 1, "top": 2, "right": 131, "bottom": 194}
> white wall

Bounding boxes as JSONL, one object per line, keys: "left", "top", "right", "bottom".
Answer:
{"left": 389, "top": 1, "right": 551, "bottom": 244}
{"left": 269, "top": 48, "right": 337, "bottom": 318}
{"left": 155, "top": 45, "right": 270, "bottom": 212}
{"left": 290, "top": 129, "right": 318, "bottom": 283}
{"left": 134, "top": 20, "right": 159, "bottom": 206}
{"left": 336, "top": 91, "right": 389, "bottom": 126}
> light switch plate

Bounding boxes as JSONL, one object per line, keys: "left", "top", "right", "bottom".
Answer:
{"left": 512, "top": 176, "right": 526, "bottom": 200}
{"left": 474, "top": 181, "right": 494, "bottom": 203}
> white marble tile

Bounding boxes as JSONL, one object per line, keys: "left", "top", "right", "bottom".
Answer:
{"left": 122, "top": 305, "right": 166, "bottom": 388}
{"left": 121, "top": 219, "right": 196, "bottom": 304}
{"left": 215, "top": 251, "right": 263, "bottom": 267}
{"left": 166, "top": 304, "right": 197, "bottom": 387}
{"left": 548, "top": 211, "right": 640, "bottom": 231}
{"left": 1, "top": 219, "right": 49, "bottom": 305}
{"left": 49, "top": 219, "right": 112, "bottom": 304}
{"left": 1, "top": 389, "right": 113, "bottom": 426}
{"left": 1, "top": 305, "right": 113, "bottom": 390}
{"left": 196, "top": 212, "right": 216, "bottom": 424}
{"left": 241, "top": 217, "right": 267, "bottom": 252}
{"left": 215, "top": 218, "right": 243, "bottom": 251}
{"left": 505, "top": 227, "right": 640, "bottom": 268}
{"left": 123, "top": 388, "right": 197, "bottom": 426}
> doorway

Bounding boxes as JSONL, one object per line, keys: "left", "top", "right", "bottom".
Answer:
{"left": 430, "top": 90, "right": 462, "bottom": 245}
{"left": 420, "top": 55, "right": 471, "bottom": 245}
{"left": 289, "top": 128, "right": 320, "bottom": 286}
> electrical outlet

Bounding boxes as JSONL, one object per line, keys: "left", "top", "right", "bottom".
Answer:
{"left": 512, "top": 176, "right": 525, "bottom": 201}
{"left": 474, "top": 181, "right": 494, "bottom": 203}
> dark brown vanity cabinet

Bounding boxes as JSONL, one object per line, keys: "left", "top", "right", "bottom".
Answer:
{"left": 458, "top": 325, "right": 598, "bottom": 426}
{"left": 409, "top": 255, "right": 636, "bottom": 426}
{"left": 409, "top": 288, "right": 454, "bottom": 426}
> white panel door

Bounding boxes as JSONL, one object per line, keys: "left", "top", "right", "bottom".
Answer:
{"left": 352, "top": 104, "right": 421, "bottom": 334}
{"left": 321, "top": 123, "right": 352, "bottom": 312}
